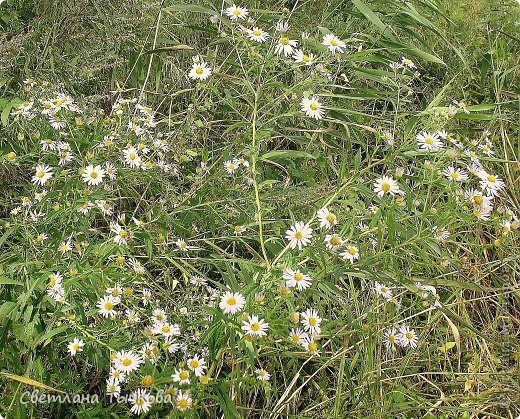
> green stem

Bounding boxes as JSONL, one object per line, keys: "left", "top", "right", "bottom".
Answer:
{"left": 251, "top": 89, "right": 270, "bottom": 268}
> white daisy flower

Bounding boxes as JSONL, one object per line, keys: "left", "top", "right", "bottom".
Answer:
{"left": 58, "top": 239, "right": 72, "bottom": 254}
{"left": 275, "top": 37, "right": 298, "bottom": 56}
{"left": 172, "top": 368, "right": 191, "bottom": 385}
{"left": 383, "top": 327, "right": 399, "bottom": 349}
{"left": 224, "top": 4, "right": 248, "bottom": 20}
{"left": 247, "top": 27, "right": 270, "bottom": 43}
{"left": 374, "top": 282, "right": 393, "bottom": 299}
{"left": 241, "top": 315, "right": 269, "bottom": 337}
{"left": 433, "top": 227, "right": 450, "bottom": 242}
{"left": 188, "top": 61, "right": 212, "bottom": 81}
{"left": 322, "top": 33, "right": 346, "bottom": 54}
{"left": 401, "top": 57, "right": 416, "bottom": 69}
{"left": 289, "top": 328, "right": 309, "bottom": 347}
{"left": 443, "top": 166, "right": 468, "bottom": 182}
{"left": 106, "top": 378, "right": 121, "bottom": 398}
{"left": 373, "top": 176, "right": 400, "bottom": 197}
{"left": 123, "top": 146, "right": 142, "bottom": 168}
{"left": 152, "top": 321, "right": 181, "bottom": 338}
{"left": 300, "top": 308, "right": 322, "bottom": 335}
{"left": 416, "top": 132, "right": 443, "bottom": 151}
{"left": 49, "top": 116, "right": 66, "bottom": 130}
{"left": 324, "top": 234, "right": 343, "bottom": 251}
{"left": 292, "top": 49, "right": 315, "bottom": 65}
{"left": 283, "top": 268, "right": 312, "bottom": 291}
{"left": 285, "top": 221, "right": 313, "bottom": 250}
{"left": 255, "top": 368, "right": 271, "bottom": 381}
{"left": 300, "top": 96, "right": 324, "bottom": 120}
{"left": 97, "top": 295, "right": 120, "bottom": 318}
{"left": 317, "top": 207, "right": 337, "bottom": 229}
{"left": 224, "top": 160, "right": 240, "bottom": 174}
{"left": 340, "top": 245, "right": 359, "bottom": 264}
{"left": 97, "top": 200, "right": 113, "bottom": 216}
{"left": 176, "top": 239, "right": 189, "bottom": 251}
{"left": 397, "top": 325, "right": 418, "bottom": 348}
{"left": 32, "top": 164, "right": 53, "bottom": 186}
{"left": 176, "top": 391, "right": 193, "bottom": 411}
{"left": 187, "top": 355, "right": 207, "bottom": 377}
{"left": 67, "top": 337, "right": 84, "bottom": 356}
{"left": 304, "top": 339, "right": 320, "bottom": 356}
{"left": 477, "top": 170, "right": 505, "bottom": 196}
{"left": 113, "top": 350, "right": 143, "bottom": 374}
{"left": 81, "top": 164, "right": 105, "bottom": 186}
{"left": 110, "top": 223, "right": 132, "bottom": 246}
{"left": 219, "top": 291, "right": 246, "bottom": 314}
{"left": 129, "top": 388, "right": 152, "bottom": 415}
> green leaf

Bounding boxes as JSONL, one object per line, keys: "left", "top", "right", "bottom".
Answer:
{"left": 0, "top": 301, "right": 17, "bottom": 319}
{"left": 352, "top": 0, "right": 396, "bottom": 41}
{"left": 36, "top": 326, "right": 69, "bottom": 347}
{"left": 438, "top": 341, "right": 456, "bottom": 353}
{"left": 215, "top": 384, "right": 241, "bottom": 418}
{"left": 0, "top": 276, "right": 22, "bottom": 286}
{"left": 260, "top": 150, "right": 317, "bottom": 161}
{"left": 163, "top": 4, "right": 216, "bottom": 14}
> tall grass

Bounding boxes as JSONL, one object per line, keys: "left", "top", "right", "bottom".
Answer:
{"left": 0, "top": 0, "right": 518, "bottom": 417}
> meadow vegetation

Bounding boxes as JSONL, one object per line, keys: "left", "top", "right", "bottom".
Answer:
{"left": 0, "top": 0, "right": 518, "bottom": 417}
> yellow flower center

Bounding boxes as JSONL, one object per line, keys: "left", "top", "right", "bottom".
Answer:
{"left": 142, "top": 375, "right": 154, "bottom": 386}
{"left": 308, "top": 341, "right": 318, "bottom": 351}
{"left": 326, "top": 214, "right": 335, "bottom": 222}
{"left": 179, "top": 371, "right": 189, "bottom": 380}
{"left": 406, "top": 332, "right": 413, "bottom": 340}
{"left": 309, "top": 318, "right": 317, "bottom": 326}
{"left": 90, "top": 171, "right": 98, "bottom": 179}
{"left": 388, "top": 335, "right": 395, "bottom": 342}
{"left": 292, "top": 335, "right": 300, "bottom": 343}
{"left": 179, "top": 399, "right": 189, "bottom": 409}
{"left": 72, "top": 343, "right": 79, "bottom": 351}
{"left": 161, "top": 325, "right": 170, "bottom": 333}
{"left": 105, "top": 302, "right": 113, "bottom": 310}
{"left": 425, "top": 137, "right": 433, "bottom": 145}
{"left": 381, "top": 182, "right": 391, "bottom": 191}
{"left": 330, "top": 236, "right": 341, "bottom": 246}
{"left": 450, "top": 173, "right": 459, "bottom": 179}
{"left": 129, "top": 153, "right": 136, "bottom": 160}
{"left": 122, "top": 358, "right": 132, "bottom": 367}
{"left": 195, "top": 67, "right": 204, "bottom": 75}
{"left": 294, "top": 231, "right": 303, "bottom": 240}
{"left": 189, "top": 360, "right": 199, "bottom": 368}
{"left": 253, "top": 29, "right": 261, "bottom": 36}
{"left": 37, "top": 171, "right": 45, "bottom": 178}
{"left": 474, "top": 196, "right": 483, "bottom": 205}
{"left": 310, "top": 103, "right": 318, "bottom": 110}
{"left": 487, "top": 175, "right": 496, "bottom": 183}
{"left": 348, "top": 247, "right": 357, "bottom": 255}
{"left": 233, "top": 9, "right": 240, "bottom": 15}
{"left": 294, "top": 273, "right": 303, "bottom": 281}
{"left": 331, "top": 39, "right": 338, "bottom": 46}
{"left": 227, "top": 297, "right": 236, "bottom": 305}
{"left": 251, "top": 322, "right": 261, "bottom": 332}
{"left": 303, "top": 55, "right": 310, "bottom": 62}
{"left": 280, "top": 37, "right": 289, "bottom": 45}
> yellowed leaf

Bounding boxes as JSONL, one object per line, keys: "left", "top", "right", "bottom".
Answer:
{"left": 464, "top": 379, "right": 474, "bottom": 392}
{"left": 0, "top": 372, "right": 65, "bottom": 393}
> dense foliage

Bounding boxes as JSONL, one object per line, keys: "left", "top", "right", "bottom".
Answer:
{"left": 0, "top": 0, "right": 518, "bottom": 417}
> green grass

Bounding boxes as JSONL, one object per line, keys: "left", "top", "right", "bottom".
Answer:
{"left": 0, "top": 0, "right": 518, "bottom": 417}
